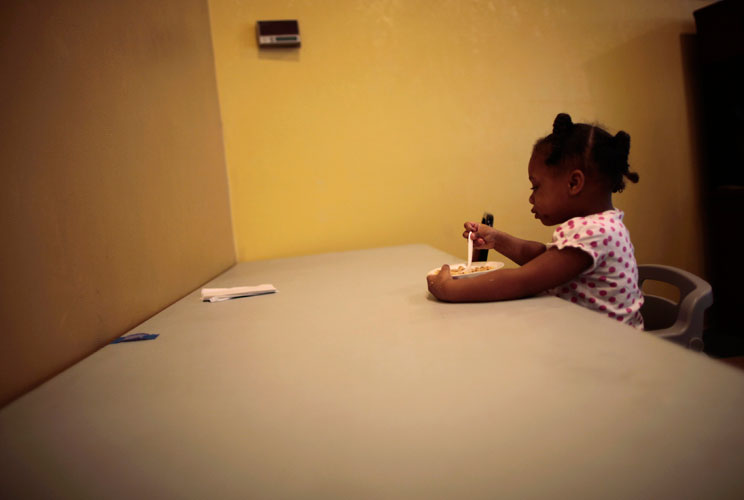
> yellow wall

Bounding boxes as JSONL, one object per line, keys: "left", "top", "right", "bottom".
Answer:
{"left": 209, "top": 0, "right": 712, "bottom": 275}
{"left": 0, "top": 0, "right": 235, "bottom": 406}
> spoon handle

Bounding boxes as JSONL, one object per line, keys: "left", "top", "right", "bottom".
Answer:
{"left": 467, "top": 231, "right": 473, "bottom": 270}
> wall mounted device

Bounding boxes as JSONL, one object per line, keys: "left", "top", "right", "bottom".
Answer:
{"left": 256, "top": 20, "right": 301, "bottom": 48}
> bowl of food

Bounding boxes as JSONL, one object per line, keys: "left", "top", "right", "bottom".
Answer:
{"left": 428, "top": 261, "right": 504, "bottom": 279}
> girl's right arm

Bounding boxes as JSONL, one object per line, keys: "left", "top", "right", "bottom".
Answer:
{"left": 464, "top": 222, "right": 546, "bottom": 265}
{"left": 428, "top": 245, "right": 593, "bottom": 303}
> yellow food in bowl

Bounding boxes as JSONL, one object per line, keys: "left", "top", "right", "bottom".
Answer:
{"left": 433, "top": 264, "right": 497, "bottom": 276}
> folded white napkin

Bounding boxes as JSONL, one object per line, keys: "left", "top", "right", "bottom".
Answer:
{"left": 201, "top": 284, "right": 277, "bottom": 302}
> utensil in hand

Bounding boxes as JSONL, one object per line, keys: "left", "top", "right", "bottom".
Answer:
{"left": 467, "top": 231, "right": 473, "bottom": 271}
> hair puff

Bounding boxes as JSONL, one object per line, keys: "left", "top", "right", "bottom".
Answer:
{"left": 552, "top": 113, "right": 574, "bottom": 138}
{"left": 546, "top": 113, "right": 574, "bottom": 165}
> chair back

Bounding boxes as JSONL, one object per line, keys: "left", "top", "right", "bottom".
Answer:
{"left": 638, "top": 264, "right": 713, "bottom": 351}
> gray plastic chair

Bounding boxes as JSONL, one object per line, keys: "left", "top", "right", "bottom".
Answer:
{"left": 638, "top": 264, "right": 713, "bottom": 351}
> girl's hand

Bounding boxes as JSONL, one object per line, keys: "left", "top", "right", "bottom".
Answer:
{"left": 463, "top": 222, "right": 497, "bottom": 250}
{"left": 427, "top": 264, "right": 454, "bottom": 301}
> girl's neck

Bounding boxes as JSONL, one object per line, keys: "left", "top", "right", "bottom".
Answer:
{"left": 571, "top": 192, "right": 614, "bottom": 219}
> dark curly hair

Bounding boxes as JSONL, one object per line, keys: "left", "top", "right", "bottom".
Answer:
{"left": 533, "top": 113, "right": 639, "bottom": 193}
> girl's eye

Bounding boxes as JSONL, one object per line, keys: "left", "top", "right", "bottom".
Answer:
{"left": 530, "top": 186, "right": 537, "bottom": 191}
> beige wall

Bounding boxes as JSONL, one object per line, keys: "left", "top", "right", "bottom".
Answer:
{"left": 209, "top": 0, "right": 712, "bottom": 276}
{"left": 0, "top": 1, "right": 235, "bottom": 406}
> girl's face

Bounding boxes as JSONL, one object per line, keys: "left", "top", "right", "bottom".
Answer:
{"left": 528, "top": 152, "right": 571, "bottom": 226}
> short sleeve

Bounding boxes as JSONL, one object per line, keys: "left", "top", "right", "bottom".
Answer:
{"left": 546, "top": 216, "right": 607, "bottom": 273}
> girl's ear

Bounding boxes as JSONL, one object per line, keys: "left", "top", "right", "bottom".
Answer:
{"left": 567, "top": 169, "right": 585, "bottom": 195}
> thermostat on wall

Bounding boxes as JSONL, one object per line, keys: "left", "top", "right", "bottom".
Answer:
{"left": 256, "top": 20, "right": 301, "bottom": 48}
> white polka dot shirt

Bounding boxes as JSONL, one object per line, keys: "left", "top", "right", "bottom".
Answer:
{"left": 546, "top": 209, "right": 644, "bottom": 329}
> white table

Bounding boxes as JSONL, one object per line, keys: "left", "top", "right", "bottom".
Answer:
{"left": 2, "top": 245, "right": 744, "bottom": 499}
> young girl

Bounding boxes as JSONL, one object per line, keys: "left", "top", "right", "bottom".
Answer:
{"left": 427, "top": 113, "right": 644, "bottom": 329}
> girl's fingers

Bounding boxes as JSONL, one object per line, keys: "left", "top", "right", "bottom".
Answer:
{"left": 463, "top": 221, "right": 479, "bottom": 233}
{"left": 471, "top": 237, "right": 487, "bottom": 249}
